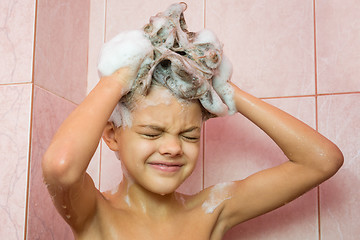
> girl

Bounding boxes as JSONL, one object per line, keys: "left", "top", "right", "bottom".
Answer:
{"left": 42, "top": 3, "right": 343, "bottom": 239}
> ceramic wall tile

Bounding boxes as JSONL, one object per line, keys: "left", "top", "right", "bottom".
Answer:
{"left": 206, "top": 0, "right": 315, "bottom": 98}
{"left": 224, "top": 189, "right": 318, "bottom": 240}
{"left": 318, "top": 93, "right": 360, "bottom": 239}
{"left": 105, "top": 0, "right": 204, "bottom": 41}
{"left": 34, "top": 0, "right": 90, "bottom": 104}
{"left": 100, "top": 140, "right": 123, "bottom": 193}
{"left": 204, "top": 96, "right": 318, "bottom": 239}
{"left": 0, "top": 84, "right": 32, "bottom": 239}
{"left": 87, "top": 0, "right": 105, "bottom": 94}
{"left": 87, "top": 144, "right": 101, "bottom": 189}
{"left": 204, "top": 96, "right": 316, "bottom": 187}
{"left": 27, "top": 86, "right": 75, "bottom": 239}
{"left": 0, "top": 0, "right": 35, "bottom": 84}
{"left": 316, "top": 0, "right": 360, "bottom": 93}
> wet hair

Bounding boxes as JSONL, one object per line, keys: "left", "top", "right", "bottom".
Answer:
{"left": 109, "top": 79, "right": 212, "bottom": 128}
{"left": 103, "top": 3, "right": 235, "bottom": 127}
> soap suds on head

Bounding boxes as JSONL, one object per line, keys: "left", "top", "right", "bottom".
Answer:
{"left": 97, "top": 2, "right": 237, "bottom": 127}
{"left": 98, "top": 30, "right": 154, "bottom": 78}
{"left": 133, "top": 85, "right": 174, "bottom": 110}
{"left": 202, "top": 182, "right": 234, "bottom": 214}
{"left": 109, "top": 102, "right": 133, "bottom": 128}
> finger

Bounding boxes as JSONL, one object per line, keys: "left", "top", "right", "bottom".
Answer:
{"left": 200, "top": 87, "right": 229, "bottom": 117}
{"left": 212, "top": 55, "right": 237, "bottom": 115}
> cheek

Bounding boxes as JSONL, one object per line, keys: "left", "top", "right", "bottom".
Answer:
{"left": 118, "top": 135, "right": 156, "bottom": 161}
{"left": 131, "top": 139, "right": 157, "bottom": 158}
{"left": 184, "top": 143, "right": 201, "bottom": 161}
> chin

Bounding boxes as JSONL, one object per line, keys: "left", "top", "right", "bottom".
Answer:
{"left": 145, "top": 179, "right": 183, "bottom": 196}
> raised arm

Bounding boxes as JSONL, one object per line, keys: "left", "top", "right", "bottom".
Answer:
{"left": 42, "top": 68, "right": 132, "bottom": 230}
{"left": 217, "top": 83, "right": 343, "bottom": 230}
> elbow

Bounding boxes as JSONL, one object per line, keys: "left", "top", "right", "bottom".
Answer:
{"left": 319, "top": 145, "right": 344, "bottom": 180}
{"left": 331, "top": 147, "right": 344, "bottom": 174}
{"left": 42, "top": 149, "right": 78, "bottom": 187}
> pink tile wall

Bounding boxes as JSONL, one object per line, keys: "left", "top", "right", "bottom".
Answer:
{"left": 25, "top": 0, "right": 92, "bottom": 239}
{"left": 105, "top": 0, "right": 204, "bottom": 41}
{"left": 0, "top": 84, "right": 32, "bottom": 239}
{"left": 34, "top": 0, "right": 90, "bottom": 104}
{"left": 0, "top": 0, "right": 35, "bottom": 239}
{"left": 205, "top": 97, "right": 319, "bottom": 239}
{"left": 316, "top": 0, "right": 360, "bottom": 94}
{"left": 1, "top": 0, "right": 354, "bottom": 238}
{"left": 27, "top": 87, "right": 75, "bottom": 239}
{"left": 1, "top": 0, "right": 93, "bottom": 239}
{"left": 87, "top": 0, "right": 106, "bottom": 93}
{"left": 0, "top": 0, "right": 35, "bottom": 84}
{"left": 206, "top": 0, "right": 315, "bottom": 98}
{"left": 318, "top": 94, "right": 360, "bottom": 239}
{"left": 316, "top": 0, "right": 360, "bottom": 239}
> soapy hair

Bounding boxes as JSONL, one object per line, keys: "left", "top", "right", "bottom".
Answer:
{"left": 99, "top": 2, "right": 236, "bottom": 127}
{"left": 109, "top": 80, "right": 211, "bottom": 128}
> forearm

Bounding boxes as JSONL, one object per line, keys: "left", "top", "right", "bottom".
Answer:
{"left": 43, "top": 69, "right": 128, "bottom": 185}
{"left": 232, "top": 83, "right": 343, "bottom": 173}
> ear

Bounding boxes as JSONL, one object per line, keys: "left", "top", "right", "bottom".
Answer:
{"left": 102, "top": 122, "right": 120, "bottom": 151}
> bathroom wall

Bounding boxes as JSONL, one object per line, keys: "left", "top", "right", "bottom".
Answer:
{"left": 89, "top": 0, "right": 360, "bottom": 240}
{"left": 0, "top": 0, "right": 35, "bottom": 238}
{"left": 0, "top": 0, "right": 92, "bottom": 239}
{"left": 26, "top": 0, "right": 94, "bottom": 239}
{"left": 0, "top": 0, "right": 358, "bottom": 239}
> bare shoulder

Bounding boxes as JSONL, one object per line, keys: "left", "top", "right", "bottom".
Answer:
{"left": 181, "top": 182, "right": 238, "bottom": 238}
{"left": 191, "top": 182, "right": 235, "bottom": 214}
{"left": 75, "top": 190, "right": 128, "bottom": 239}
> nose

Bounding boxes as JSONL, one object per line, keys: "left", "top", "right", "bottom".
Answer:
{"left": 158, "top": 135, "right": 183, "bottom": 157}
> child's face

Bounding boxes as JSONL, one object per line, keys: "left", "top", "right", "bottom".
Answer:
{"left": 114, "top": 86, "right": 203, "bottom": 195}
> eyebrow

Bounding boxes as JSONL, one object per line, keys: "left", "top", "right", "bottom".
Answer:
{"left": 137, "top": 125, "right": 165, "bottom": 131}
{"left": 137, "top": 125, "right": 201, "bottom": 133}
{"left": 181, "top": 126, "right": 201, "bottom": 133}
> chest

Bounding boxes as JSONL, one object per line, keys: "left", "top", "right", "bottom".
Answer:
{"left": 91, "top": 205, "right": 219, "bottom": 240}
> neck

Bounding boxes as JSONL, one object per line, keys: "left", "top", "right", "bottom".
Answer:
{"left": 114, "top": 176, "right": 185, "bottom": 219}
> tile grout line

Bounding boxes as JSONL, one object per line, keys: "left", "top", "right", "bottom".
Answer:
{"left": 259, "top": 91, "right": 360, "bottom": 101}
{"left": 24, "top": 85, "right": 35, "bottom": 240}
{"left": 98, "top": 141, "right": 102, "bottom": 191}
{"left": 24, "top": 0, "right": 39, "bottom": 239}
{"left": 98, "top": 0, "right": 108, "bottom": 192}
{"left": 318, "top": 91, "right": 360, "bottom": 96}
{"left": 202, "top": 0, "right": 206, "bottom": 190}
{"left": 86, "top": 0, "right": 91, "bottom": 95}
{"left": 0, "top": 82, "right": 33, "bottom": 86}
{"left": 33, "top": 84, "right": 79, "bottom": 105}
{"left": 104, "top": 0, "right": 108, "bottom": 43}
{"left": 313, "top": 0, "right": 322, "bottom": 239}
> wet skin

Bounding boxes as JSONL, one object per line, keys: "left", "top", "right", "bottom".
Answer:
{"left": 78, "top": 86, "right": 228, "bottom": 240}
{"left": 42, "top": 68, "right": 343, "bottom": 240}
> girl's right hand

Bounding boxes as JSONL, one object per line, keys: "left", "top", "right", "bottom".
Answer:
{"left": 97, "top": 30, "right": 154, "bottom": 95}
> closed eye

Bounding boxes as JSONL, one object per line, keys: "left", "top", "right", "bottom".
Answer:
{"left": 142, "top": 133, "right": 161, "bottom": 139}
{"left": 182, "top": 135, "right": 200, "bottom": 142}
